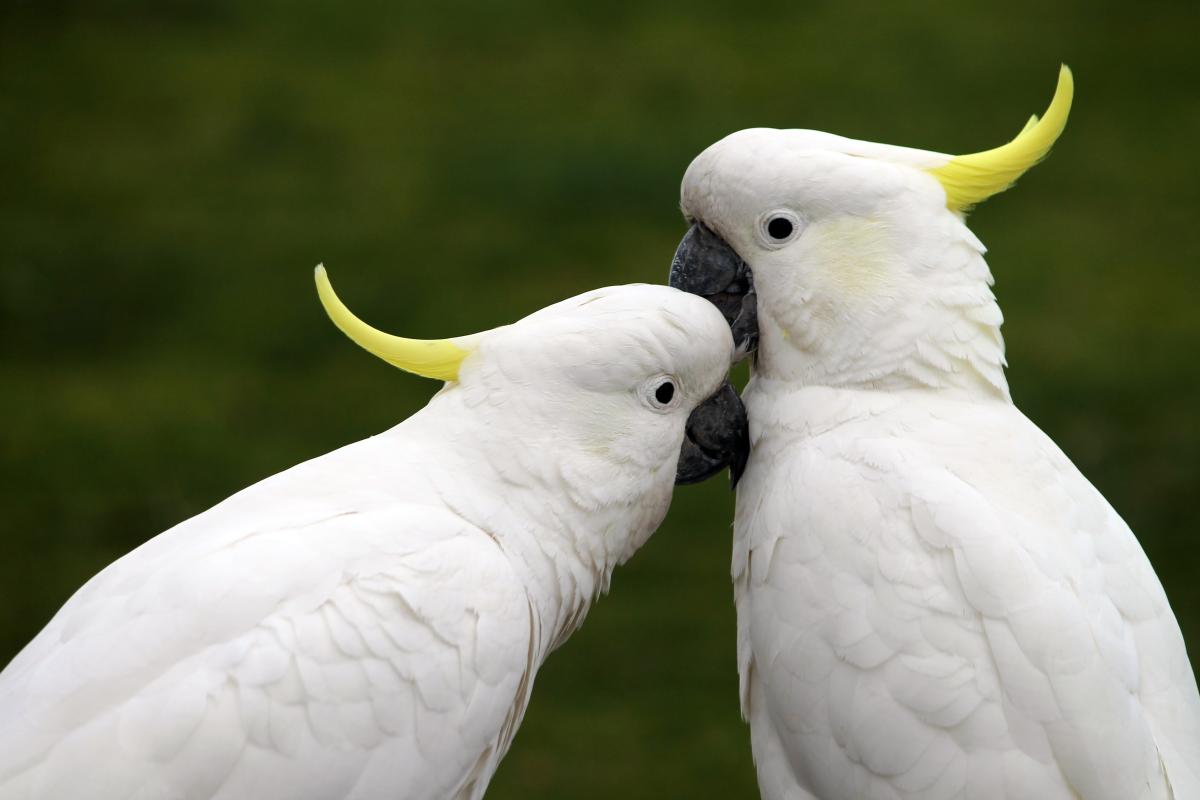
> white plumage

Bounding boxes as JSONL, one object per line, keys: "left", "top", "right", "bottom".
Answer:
{"left": 734, "top": 386, "right": 1200, "bottom": 799}
{"left": 0, "top": 281, "right": 737, "bottom": 800}
{"left": 672, "top": 68, "right": 1200, "bottom": 798}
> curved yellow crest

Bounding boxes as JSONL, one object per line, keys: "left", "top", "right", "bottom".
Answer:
{"left": 930, "top": 65, "right": 1073, "bottom": 212}
{"left": 314, "top": 265, "right": 474, "bottom": 382}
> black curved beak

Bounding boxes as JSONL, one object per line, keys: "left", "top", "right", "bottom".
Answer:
{"left": 668, "top": 222, "right": 758, "bottom": 358}
{"left": 675, "top": 380, "right": 750, "bottom": 489}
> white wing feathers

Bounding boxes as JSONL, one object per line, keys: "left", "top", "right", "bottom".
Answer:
{"left": 0, "top": 483, "right": 533, "bottom": 800}
{"left": 736, "top": 394, "right": 1200, "bottom": 799}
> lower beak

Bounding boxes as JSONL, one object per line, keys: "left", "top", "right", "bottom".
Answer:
{"left": 668, "top": 222, "right": 758, "bottom": 359}
{"left": 675, "top": 380, "right": 750, "bottom": 489}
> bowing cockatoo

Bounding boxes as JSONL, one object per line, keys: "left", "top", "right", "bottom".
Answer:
{"left": 0, "top": 271, "right": 748, "bottom": 800}
{"left": 669, "top": 67, "right": 1200, "bottom": 799}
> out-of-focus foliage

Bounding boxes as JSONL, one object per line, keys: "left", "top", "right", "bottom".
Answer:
{"left": 1, "top": 1, "right": 1197, "bottom": 796}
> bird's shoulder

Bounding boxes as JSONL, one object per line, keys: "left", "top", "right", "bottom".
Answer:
{"left": 736, "top": 389, "right": 1199, "bottom": 797}
{"left": 0, "top": 484, "right": 535, "bottom": 799}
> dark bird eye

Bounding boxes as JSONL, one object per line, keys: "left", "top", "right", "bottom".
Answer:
{"left": 655, "top": 381, "right": 676, "bottom": 405}
{"left": 767, "top": 216, "right": 794, "bottom": 240}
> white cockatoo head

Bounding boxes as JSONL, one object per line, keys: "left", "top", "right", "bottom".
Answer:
{"left": 670, "top": 67, "right": 1073, "bottom": 399}
{"left": 314, "top": 268, "right": 747, "bottom": 564}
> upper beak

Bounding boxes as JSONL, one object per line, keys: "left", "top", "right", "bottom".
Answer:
{"left": 668, "top": 222, "right": 758, "bottom": 359}
{"left": 675, "top": 380, "right": 750, "bottom": 489}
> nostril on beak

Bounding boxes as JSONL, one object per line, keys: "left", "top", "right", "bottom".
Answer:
{"left": 669, "top": 223, "right": 743, "bottom": 297}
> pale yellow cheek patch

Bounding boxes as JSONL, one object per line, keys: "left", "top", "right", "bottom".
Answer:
{"left": 803, "top": 217, "right": 895, "bottom": 297}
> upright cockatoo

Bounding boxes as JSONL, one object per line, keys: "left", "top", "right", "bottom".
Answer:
{"left": 669, "top": 67, "right": 1200, "bottom": 799}
{"left": 0, "top": 271, "right": 748, "bottom": 800}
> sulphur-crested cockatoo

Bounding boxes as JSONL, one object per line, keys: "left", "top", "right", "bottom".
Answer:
{"left": 669, "top": 66, "right": 1200, "bottom": 799}
{"left": 0, "top": 270, "right": 748, "bottom": 800}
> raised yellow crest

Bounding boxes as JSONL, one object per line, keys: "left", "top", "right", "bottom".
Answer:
{"left": 929, "top": 65, "right": 1073, "bottom": 212}
{"left": 314, "top": 265, "right": 478, "bottom": 382}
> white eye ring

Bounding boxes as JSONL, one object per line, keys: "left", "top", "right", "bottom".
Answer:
{"left": 641, "top": 374, "right": 681, "bottom": 412}
{"left": 758, "top": 209, "right": 804, "bottom": 247}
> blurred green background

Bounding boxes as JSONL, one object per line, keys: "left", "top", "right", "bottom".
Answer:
{"left": 2, "top": 1, "right": 1198, "bottom": 796}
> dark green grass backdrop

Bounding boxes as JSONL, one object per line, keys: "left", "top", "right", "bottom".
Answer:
{"left": 2, "top": 1, "right": 1198, "bottom": 796}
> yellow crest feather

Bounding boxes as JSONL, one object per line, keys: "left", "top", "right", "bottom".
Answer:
{"left": 314, "top": 265, "right": 472, "bottom": 382}
{"left": 929, "top": 65, "right": 1073, "bottom": 212}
